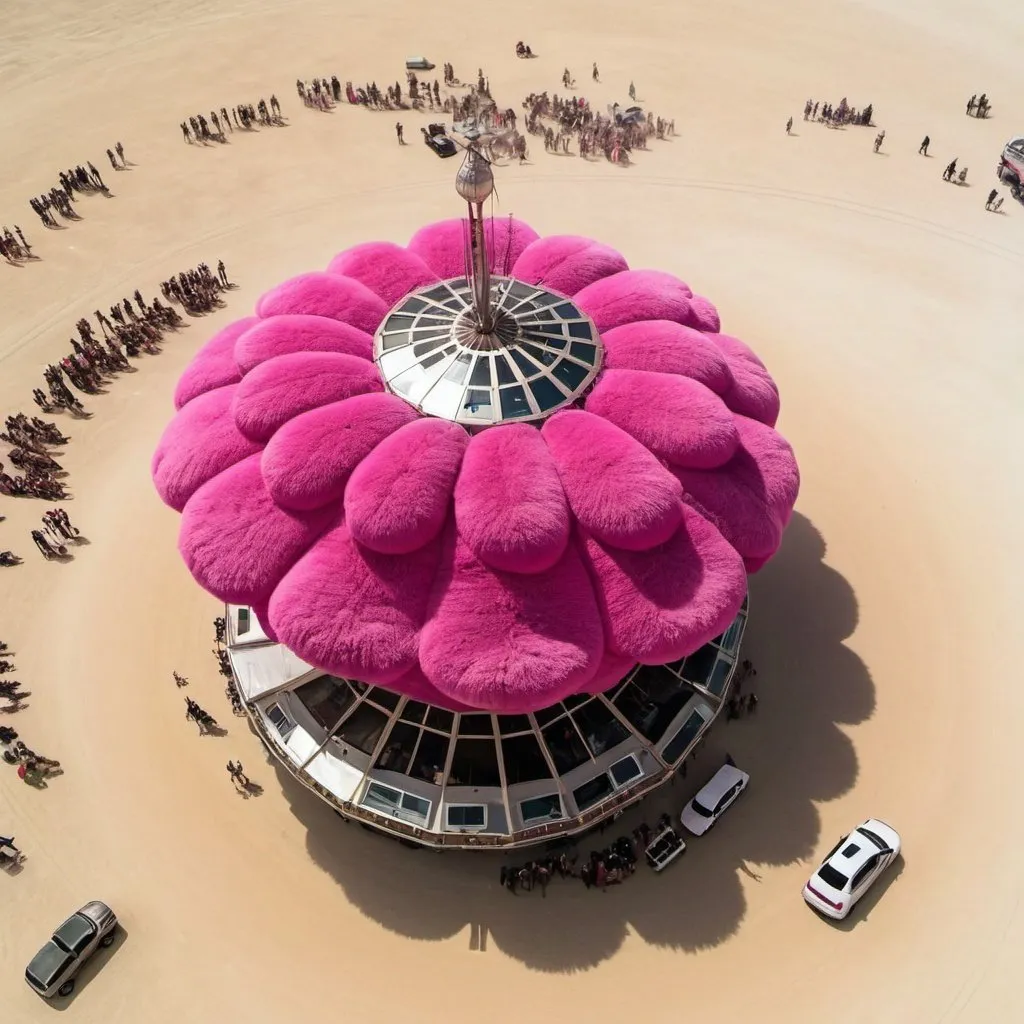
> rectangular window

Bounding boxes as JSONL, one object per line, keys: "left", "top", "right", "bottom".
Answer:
{"left": 609, "top": 754, "right": 642, "bottom": 788}
{"left": 237, "top": 607, "right": 250, "bottom": 635}
{"left": 446, "top": 804, "right": 487, "bottom": 829}
{"left": 265, "top": 703, "right": 295, "bottom": 739}
{"left": 662, "top": 710, "right": 706, "bottom": 763}
{"left": 362, "top": 782, "right": 431, "bottom": 824}
{"left": 707, "top": 657, "right": 732, "bottom": 697}
{"left": 520, "top": 793, "right": 564, "bottom": 825}
{"left": 572, "top": 773, "right": 615, "bottom": 812}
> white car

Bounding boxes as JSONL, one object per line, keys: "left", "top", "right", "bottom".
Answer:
{"left": 680, "top": 762, "right": 749, "bottom": 835}
{"left": 803, "top": 819, "right": 901, "bottom": 920}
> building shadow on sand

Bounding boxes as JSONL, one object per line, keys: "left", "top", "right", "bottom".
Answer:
{"left": 270, "top": 511, "right": 874, "bottom": 972}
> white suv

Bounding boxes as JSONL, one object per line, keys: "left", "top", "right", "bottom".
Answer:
{"left": 680, "top": 762, "right": 749, "bottom": 836}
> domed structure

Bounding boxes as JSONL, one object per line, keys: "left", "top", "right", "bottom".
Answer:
{"left": 153, "top": 162, "right": 798, "bottom": 847}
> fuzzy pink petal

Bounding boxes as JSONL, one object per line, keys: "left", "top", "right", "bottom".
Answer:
{"left": 326, "top": 241, "right": 439, "bottom": 306}
{"left": 542, "top": 410, "right": 682, "bottom": 551}
{"left": 454, "top": 424, "right": 570, "bottom": 573}
{"left": 511, "top": 235, "right": 629, "bottom": 295}
{"left": 232, "top": 352, "right": 383, "bottom": 442}
{"left": 345, "top": 419, "right": 467, "bottom": 555}
{"left": 268, "top": 518, "right": 440, "bottom": 684}
{"left": 601, "top": 320, "right": 734, "bottom": 394}
{"left": 174, "top": 317, "right": 258, "bottom": 410}
{"left": 672, "top": 414, "right": 800, "bottom": 568}
{"left": 419, "top": 528, "right": 604, "bottom": 712}
{"left": 586, "top": 369, "right": 739, "bottom": 470}
{"left": 574, "top": 270, "right": 693, "bottom": 332}
{"left": 707, "top": 333, "right": 780, "bottom": 426}
{"left": 387, "top": 666, "right": 475, "bottom": 712}
{"left": 179, "top": 454, "right": 336, "bottom": 605}
{"left": 250, "top": 598, "right": 280, "bottom": 643}
{"left": 153, "top": 384, "right": 262, "bottom": 511}
{"left": 687, "top": 294, "right": 721, "bottom": 333}
{"left": 407, "top": 217, "right": 540, "bottom": 277}
{"left": 577, "top": 650, "right": 638, "bottom": 695}
{"left": 580, "top": 507, "right": 747, "bottom": 663}
{"left": 235, "top": 315, "right": 373, "bottom": 374}
{"left": 261, "top": 393, "right": 419, "bottom": 512}
{"left": 256, "top": 272, "right": 388, "bottom": 335}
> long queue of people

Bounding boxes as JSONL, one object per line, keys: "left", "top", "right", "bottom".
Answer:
{"left": 30, "top": 162, "right": 109, "bottom": 229}
{"left": 180, "top": 98, "right": 283, "bottom": 144}
{"left": 0, "top": 415, "right": 68, "bottom": 500}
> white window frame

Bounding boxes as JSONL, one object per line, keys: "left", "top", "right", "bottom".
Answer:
{"left": 361, "top": 781, "right": 432, "bottom": 825}
{"left": 265, "top": 702, "right": 296, "bottom": 739}
{"left": 519, "top": 792, "right": 565, "bottom": 826}
{"left": 445, "top": 803, "right": 488, "bottom": 831}
{"left": 609, "top": 753, "right": 642, "bottom": 789}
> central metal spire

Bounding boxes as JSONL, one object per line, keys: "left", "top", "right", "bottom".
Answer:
{"left": 454, "top": 129, "right": 496, "bottom": 333}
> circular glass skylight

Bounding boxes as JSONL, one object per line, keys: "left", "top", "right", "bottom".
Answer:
{"left": 373, "top": 277, "right": 603, "bottom": 426}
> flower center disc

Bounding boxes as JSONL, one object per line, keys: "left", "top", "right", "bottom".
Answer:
{"left": 373, "top": 277, "right": 603, "bottom": 427}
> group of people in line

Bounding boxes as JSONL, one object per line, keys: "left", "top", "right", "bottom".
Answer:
{"left": 965, "top": 93, "right": 990, "bottom": 118}
{"left": 0, "top": 225, "right": 33, "bottom": 265}
{"left": 0, "top": 415, "right": 69, "bottom": 501}
{"left": 1, "top": 725, "right": 62, "bottom": 788}
{"left": 30, "top": 162, "right": 108, "bottom": 228}
{"left": 180, "top": 98, "right": 282, "bottom": 144}
{"left": 802, "top": 98, "right": 874, "bottom": 128}
{"left": 104, "top": 142, "right": 128, "bottom": 171}
{"left": 29, "top": 508, "right": 81, "bottom": 562}
{"left": 0, "top": 648, "right": 29, "bottom": 714}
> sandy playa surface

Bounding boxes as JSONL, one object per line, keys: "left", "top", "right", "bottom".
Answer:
{"left": 2, "top": 0, "right": 1023, "bottom": 1020}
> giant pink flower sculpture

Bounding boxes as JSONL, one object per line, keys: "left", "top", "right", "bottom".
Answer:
{"left": 153, "top": 218, "right": 799, "bottom": 713}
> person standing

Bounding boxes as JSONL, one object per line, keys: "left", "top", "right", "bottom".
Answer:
{"left": 395, "top": 122, "right": 404, "bottom": 144}
{"left": 986, "top": 188, "right": 997, "bottom": 210}
{"left": 592, "top": 62, "right": 599, "bottom": 82}
{"left": 918, "top": 135, "right": 930, "bottom": 155}
{"left": 786, "top": 116, "right": 793, "bottom": 134}
{"left": 628, "top": 81, "right": 636, "bottom": 101}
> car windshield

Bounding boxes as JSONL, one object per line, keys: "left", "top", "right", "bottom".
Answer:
{"left": 690, "top": 797, "right": 714, "bottom": 817}
{"left": 816, "top": 862, "right": 849, "bottom": 889}
{"left": 856, "top": 826, "right": 890, "bottom": 851}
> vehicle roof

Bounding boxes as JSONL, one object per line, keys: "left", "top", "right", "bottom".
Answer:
{"left": 54, "top": 913, "right": 95, "bottom": 950}
{"left": 695, "top": 763, "right": 748, "bottom": 804}
{"left": 27, "top": 942, "right": 75, "bottom": 986}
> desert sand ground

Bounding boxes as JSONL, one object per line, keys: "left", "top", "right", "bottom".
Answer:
{"left": 2, "top": 0, "right": 1023, "bottom": 1020}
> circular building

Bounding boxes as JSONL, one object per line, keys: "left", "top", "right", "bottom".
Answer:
{"left": 153, "top": 146, "right": 799, "bottom": 849}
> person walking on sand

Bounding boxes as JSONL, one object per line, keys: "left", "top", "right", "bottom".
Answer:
{"left": 918, "top": 135, "right": 930, "bottom": 155}
{"left": 592, "top": 62, "right": 599, "bottom": 82}
{"left": 786, "top": 116, "right": 793, "bottom": 134}
{"left": 943, "top": 158, "right": 957, "bottom": 181}
{"left": 873, "top": 130, "right": 885, "bottom": 152}
{"left": 986, "top": 188, "right": 997, "bottom": 210}
{"left": 966, "top": 94, "right": 976, "bottom": 116}
{"left": 395, "top": 122, "right": 404, "bottom": 144}
{"left": 628, "top": 81, "right": 636, "bottom": 101}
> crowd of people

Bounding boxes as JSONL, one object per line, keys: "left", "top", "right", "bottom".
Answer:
{"left": 1, "top": 725, "right": 63, "bottom": 788}
{"left": 521, "top": 90, "right": 673, "bottom": 163}
{"left": 0, "top": 225, "right": 33, "bottom": 264}
{"left": 180, "top": 98, "right": 282, "bottom": 143}
{"left": 30, "top": 162, "right": 109, "bottom": 228}
{"left": 802, "top": 98, "right": 874, "bottom": 127}
{"left": 104, "top": 142, "right": 128, "bottom": 171}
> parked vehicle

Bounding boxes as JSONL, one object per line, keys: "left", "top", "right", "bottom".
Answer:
{"left": 680, "top": 762, "right": 749, "bottom": 836}
{"left": 644, "top": 825, "right": 686, "bottom": 871}
{"left": 25, "top": 901, "right": 118, "bottom": 998}
{"left": 996, "top": 136, "right": 1024, "bottom": 199}
{"left": 422, "top": 123, "right": 457, "bottom": 158}
{"left": 802, "top": 819, "right": 901, "bottom": 920}
{"left": 405, "top": 56, "right": 435, "bottom": 71}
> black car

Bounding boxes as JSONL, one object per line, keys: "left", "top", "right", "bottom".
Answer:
{"left": 422, "top": 124, "right": 457, "bottom": 158}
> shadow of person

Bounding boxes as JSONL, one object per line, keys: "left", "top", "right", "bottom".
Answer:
{"left": 271, "top": 510, "right": 872, "bottom": 972}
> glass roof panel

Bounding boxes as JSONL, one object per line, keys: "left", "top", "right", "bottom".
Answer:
{"left": 500, "top": 732, "right": 553, "bottom": 783}
{"left": 449, "top": 738, "right": 502, "bottom": 787}
{"left": 373, "top": 276, "right": 602, "bottom": 426}
{"left": 541, "top": 719, "right": 591, "bottom": 774}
